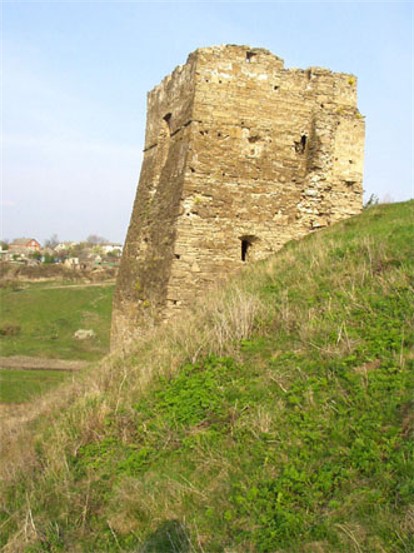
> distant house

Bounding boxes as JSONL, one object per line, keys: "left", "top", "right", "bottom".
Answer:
{"left": 55, "top": 241, "right": 78, "bottom": 252}
{"left": 99, "top": 243, "right": 123, "bottom": 256}
{"left": 64, "top": 257, "right": 80, "bottom": 269}
{"left": 9, "top": 238, "right": 41, "bottom": 253}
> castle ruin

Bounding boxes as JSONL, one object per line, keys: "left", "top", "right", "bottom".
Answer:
{"left": 111, "top": 45, "right": 365, "bottom": 349}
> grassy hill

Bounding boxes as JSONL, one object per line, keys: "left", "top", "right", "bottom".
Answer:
{"left": 1, "top": 202, "right": 413, "bottom": 552}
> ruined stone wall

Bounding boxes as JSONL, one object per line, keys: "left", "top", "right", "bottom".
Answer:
{"left": 111, "top": 54, "right": 197, "bottom": 344}
{"left": 111, "top": 45, "right": 365, "bottom": 349}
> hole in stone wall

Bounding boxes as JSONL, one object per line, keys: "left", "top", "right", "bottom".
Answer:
{"left": 190, "top": 167, "right": 195, "bottom": 173}
{"left": 273, "top": 85, "right": 279, "bottom": 91}
{"left": 163, "top": 113, "right": 172, "bottom": 134}
{"left": 294, "top": 134, "right": 307, "bottom": 154}
{"left": 241, "top": 239, "right": 250, "bottom": 262}
{"left": 301, "top": 134, "right": 307, "bottom": 150}
{"left": 240, "top": 235, "right": 257, "bottom": 262}
{"left": 174, "top": 254, "right": 181, "bottom": 259}
{"left": 246, "top": 51, "right": 256, "bottom": 63}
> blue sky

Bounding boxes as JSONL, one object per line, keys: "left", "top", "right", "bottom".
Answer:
{"left": 2, "top": 1, "right": 413, "bottom": 243}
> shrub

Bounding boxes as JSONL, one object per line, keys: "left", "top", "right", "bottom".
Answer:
{"left": 0, "top": 323, "right": 21, "bottom": 336}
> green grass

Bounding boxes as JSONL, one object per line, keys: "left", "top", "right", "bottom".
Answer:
{"left": 0, "top": 282, "right": 114, "bottom": 361}
{"left": 1, "top": 202, "right": 413, "bottom": 552}
{"left": 0, "top": 369, "right": 71, "bottom": 403}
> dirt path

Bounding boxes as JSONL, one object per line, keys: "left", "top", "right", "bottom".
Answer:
{"left": 0, "top": 356, "right": 88, "bottom": 371}
{"left": 22, "top": 280, "right": 116, "bottom": 291}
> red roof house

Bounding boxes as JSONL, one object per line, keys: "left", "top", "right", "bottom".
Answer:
{"left": 9, "top": 238, "right": 41, "bottom": 252}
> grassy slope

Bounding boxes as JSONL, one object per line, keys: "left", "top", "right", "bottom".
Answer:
{"left": 0, "top": 283, "right": 114, "bottom": 360}
{"left": 0, "top": 369, "right": 71, "bottom": 403}
{"left": 1, "top": 202, "right": 413, "bottom": 553}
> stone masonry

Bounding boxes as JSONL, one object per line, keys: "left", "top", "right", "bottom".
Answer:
{"left": 111, "top": 45, "right": 365, "bottom": 349}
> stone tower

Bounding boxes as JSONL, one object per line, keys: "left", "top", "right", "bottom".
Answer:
{"left": 111, "top": 45, "right": 365, "bottom": 349}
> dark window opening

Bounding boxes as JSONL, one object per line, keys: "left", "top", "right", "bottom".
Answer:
{"left": 240, "top": 235, "right": 258, "bottom": 262}
{"left": 246, "top": 51, "right": 256, "bottom": 63}
{"left": 294, "top": 134, "right": 307, "bottom": 154}
{"left": 174, "top": 253, "right": 181, "bottom": 259}
{"left": 274, "top": 85, "right": 279, "bottom": 91}
{"left": 241, "top": 239, "right": 250, "bottom": 261}
{"left": 163, "top": 113, "right": 172, "bottom": 133}
{"left": 301, "top": 134, "right": 307, "bottom": 150}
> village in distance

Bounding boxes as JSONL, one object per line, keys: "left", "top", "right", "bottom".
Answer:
{"left": 0, "top": 235, "right": 122, "bottom": 272}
